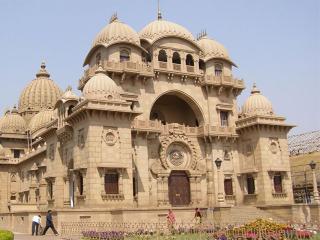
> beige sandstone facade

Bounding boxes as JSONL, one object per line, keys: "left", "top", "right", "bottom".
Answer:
{"left": 0, "top": 13, "right": 317, "bottom": 233}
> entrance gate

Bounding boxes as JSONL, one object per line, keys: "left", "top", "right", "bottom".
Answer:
{"left": 168, "top": 171, "right": 190, "bottom": 206}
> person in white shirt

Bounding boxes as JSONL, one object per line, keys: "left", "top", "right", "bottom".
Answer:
{"left": 31, "top": 215, "right": 41, "bottom": 236}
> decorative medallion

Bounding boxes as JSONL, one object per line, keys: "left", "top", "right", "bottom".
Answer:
{"left": 169, "top": 150, "right": 184, "bottom": 166}
{"left": 269, "top": 140, "right": 279, "bottom": 154}
{"left": 103, "top": 129, "right": 118, "bottom": 146}
{"left": 159, "top": 132, "right": 200, "bottom": 170}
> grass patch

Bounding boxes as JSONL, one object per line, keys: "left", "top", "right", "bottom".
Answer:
{"left": 0, "top": 230, "right": 14, "bottom": 240}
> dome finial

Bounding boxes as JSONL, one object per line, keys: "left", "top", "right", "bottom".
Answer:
{"left": 11, "top": 105, "right": 18, "bottom": 114}
{"left": 66, "top": 85, "right": 72, "bottom": 92}
{"left": 251, "top": 83, "right": 261, "bottom": 94}
{"left": 197, "top": 29, "right": 207, "bottom": 40}
{"left": 157, "top": 0, "right": 162, "bottom": 20}
{"left": 95, "top": 63, "right": 105, "bottom": 74}
{"left": 109, "top": 13, "right": 118, "bottom": 23}
{"left": 36, "top": 61, "right": 50, "bottom": 78}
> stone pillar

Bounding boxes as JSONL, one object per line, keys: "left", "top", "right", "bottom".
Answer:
{"left": 312, "top": 169, "right": 320, "bottom": 203}
{"left": 217, "top": 169, "right": 225, "bottom": 204}
{"left": 206, "top": 144, "right": 214, "bottom": 207}
{"left": 29, "top": 171, "right": 37, "bottom": 204}
{"left": 63, "top": 176, "right": 70, "bottom": 207}
{"left": 157, "top": 176, "right": 163, "bottom": 206}
{"left": 119, "top": 169, "right": 123, "bottom": 195}
{"left": 196, "top": 176, "right": 201, "bottom": 205}
{"left": 190, "top": 176, "right": 196, "bottom": 206}
{"left": 163, "top": 176, "right": 169, "bottom": 205}
{"left": 167, "top": 51, "right": 173, "bottom": 71}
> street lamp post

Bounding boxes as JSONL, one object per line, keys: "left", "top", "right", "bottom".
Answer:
{"left": 215, "top": 158, "right": 224, "bottom": 204}
{"left": 309, "top": 161, "right": 320, "bottom": 204}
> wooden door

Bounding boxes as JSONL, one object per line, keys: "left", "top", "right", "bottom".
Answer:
{"left": 169, "top": 171, "right": 190, "bottom": 206}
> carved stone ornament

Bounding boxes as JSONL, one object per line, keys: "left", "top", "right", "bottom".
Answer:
{"left": 269, "top": 138, "right": 280, "bottom": 154}
{"left": 103, "top": 129, "right": 118, "bottom": 146}
{"left": 169, "top": 150, "right": 184, "bottom": 166}
{"left": 11, "top": 172, "right": 16, "bottom": 182}
{"left": 159, "top": 133, "right": 200, "bottom": 170}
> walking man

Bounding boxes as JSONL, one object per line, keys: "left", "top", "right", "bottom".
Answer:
{"left": 42, "top": 210, "right": 58, "bottom": 236}
{"left": 31, "top": 214, "right": 41, "bottom": 235}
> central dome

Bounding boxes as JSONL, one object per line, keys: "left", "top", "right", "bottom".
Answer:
{"left": 92, "top": 16, "right": 141, "bottom": 49}
{"left": 18, "top": 62, "right": 63, "bottom": 114}
{"left": 197, "top": 36, "right": 233, "bottom": 64}
{"left": 139, "top": 19, "right": 196, "bottom": 45}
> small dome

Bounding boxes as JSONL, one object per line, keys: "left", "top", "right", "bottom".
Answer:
{"left": 29, "top": 109, "right": 55, "bottom": 133}
{"left": 83, "top": 66, "right": 120, "bottom": 100}
{"left": 92, "top": 15, "right": 141, "bottom": 49}
{"left": 242, "top": 84, "right": 274, "bottom": 117}
{"left": 197, "top": 36, "right": 232, "bottom": 63}
{"left": 61, "top": 86, "right": 78, "bottom": 101}
{"left": 139, "top": 19, "right": 196, "bottom": 45}
{"left": 0, "top": 107, "right": 27, "bottom": 134}
{"left": 18, "top": 62, "right": 63, "bottom": 113}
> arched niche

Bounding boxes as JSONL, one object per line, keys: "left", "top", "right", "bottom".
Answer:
{"left": 149, "top": 91, "right": 204, "bottom": 127}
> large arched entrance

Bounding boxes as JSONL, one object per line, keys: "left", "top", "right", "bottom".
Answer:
{"left": 168, "top": 171, "right": 191, "bottom": 206}
{"left": 150, "top": 92, "right": 204, "bottom": 127}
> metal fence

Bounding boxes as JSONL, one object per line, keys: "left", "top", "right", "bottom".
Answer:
{"left": 61, "top": 221, "right": 320, "bottom": 239}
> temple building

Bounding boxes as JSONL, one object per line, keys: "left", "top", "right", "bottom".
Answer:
{"left": 0, "top": 13, "right": 315, "bottom": 233}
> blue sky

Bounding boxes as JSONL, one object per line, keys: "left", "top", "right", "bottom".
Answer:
{"left": 0, "top": 0, "right": 319, "bottom": 135}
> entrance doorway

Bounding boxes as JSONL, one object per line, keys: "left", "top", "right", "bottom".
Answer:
{"left": 168, "top": 171, "right": 190, "bottom": 206}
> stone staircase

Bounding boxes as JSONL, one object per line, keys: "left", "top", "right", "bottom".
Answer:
{"left": 220, "top": 205, "right": 286, "bottom": 225}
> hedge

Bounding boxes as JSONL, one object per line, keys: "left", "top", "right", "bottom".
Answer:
{"left": 0, "top": 229, "right": 14, "bottom": 240}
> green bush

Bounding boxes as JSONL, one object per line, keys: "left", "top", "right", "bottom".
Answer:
{"left": 0, "top": 229, "right": 14, "bottom": 240}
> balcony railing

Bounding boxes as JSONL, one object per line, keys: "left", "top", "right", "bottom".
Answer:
{"left": 79, "top": 61, "right": 154, "bottom": 89}
{"left": 186, "top": 65, "right": 194, "bottom": 73}
{"left": 201, "top": 75, "right": 245, "bottom": 89}
{"left": 131, "top": 120, "right": 237, "bottom": 137}
{"left": 159, "top": 61, "right": 168, "bottom": 69}
{"left": 172, "top": 63, "right": 181, "bottom": 71}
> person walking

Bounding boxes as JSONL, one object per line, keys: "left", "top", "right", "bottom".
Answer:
{"left": 31, "top": 215, "right": 41, "bottom": 235}
{"left": 193, "top": 208, "right": 202, "bottom": 224}
{"left": 166, "top": 209, "right": 176, "bottom": 233}
{"left": 42, "top": 210, "right": 58, "bottom": 236}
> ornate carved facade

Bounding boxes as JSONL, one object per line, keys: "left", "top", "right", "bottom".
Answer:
{"left": 0, "top": 13, "right": 298, "bottom": 232}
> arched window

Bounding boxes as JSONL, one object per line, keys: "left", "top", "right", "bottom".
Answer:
{"left": 120, "top": 50, "right": 130, "bottom": 62}
{"left": 186, "top": 54, "right": 194, "bottom": 66}
{"left": 199, "top": 59, "right": 205, "bottom": 70}
{"left": 96, "top": 52, "right": 101, "bottom": 65}
{"left": 142, "top": 51, "right": 152, "bottom": 63}
{"left": 215, "top": 63, "right": 223, "bottom": 76}
{"left": 67, "top": 105, "right": 74, "bottom": 116}
{"left": 172, "top": 52, "right": 181, "bottom": 64}
{"left": 158, "top": 50, "right": 167, "bottom": 62}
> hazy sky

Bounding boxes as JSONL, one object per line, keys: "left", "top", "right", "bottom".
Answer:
{"left": 0, "top": 0, "right": 319, "bottom": 135}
